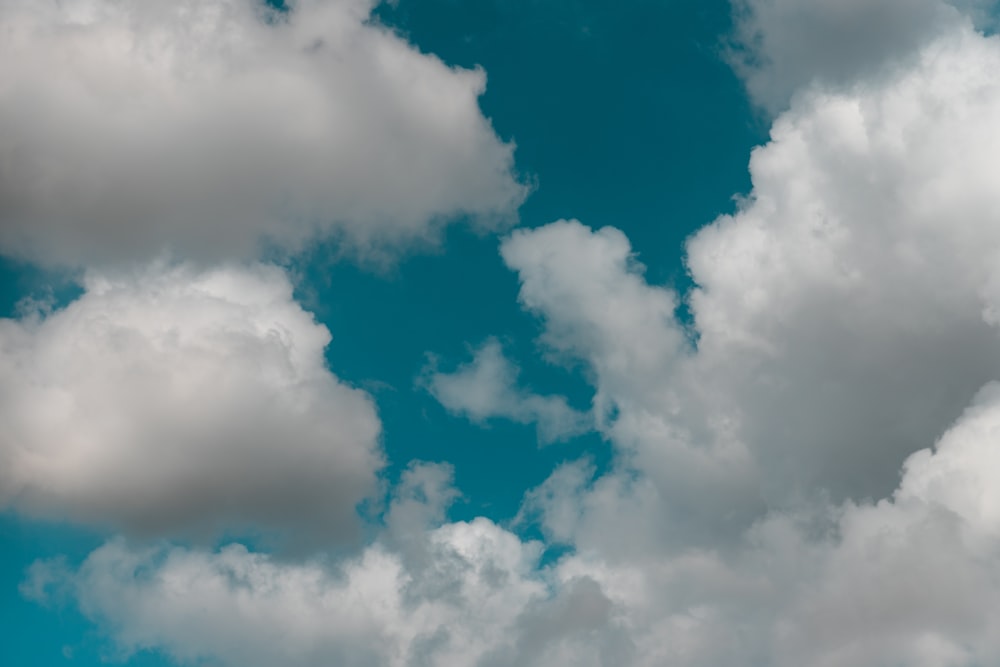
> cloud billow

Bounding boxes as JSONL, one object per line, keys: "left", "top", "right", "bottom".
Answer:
{"left": 0, "top": 263, "right": 383, "bottom": 542}
{"left": 0, "top": 0, "right": 527, "bottom": 267}
{"left": 35, "top": 385, "right": 1000, "bottom": 666}
{"left": 19, "top": 1, "right": 1000, "bottom": 666}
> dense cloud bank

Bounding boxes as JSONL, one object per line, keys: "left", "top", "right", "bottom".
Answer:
{"left": 29, "top": 389, "right": 1000, "bottom": 666}
{"left": 0, "top": 0, "right": 526, "bottom": 267}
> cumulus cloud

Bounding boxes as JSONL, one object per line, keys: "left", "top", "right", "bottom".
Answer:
{"left": 0, "top": 262, "right": 382, "bottom": 542}
{"left": 503, "top": 24, "right": 1000, "bottom": 522}
{"left": 728, "top": 0, "right": 996, "bottom": 111}
{"left": 522, "top": 382, "right": 1000, "bottom": 666}
{"left": 23, "top": 4, "right": 1000, "bottom": 667}
{"left": 471, "top": 19, "right": 1000, "bottom": 664}
{"left": 688, "top": 22, "right": 1000, "bottom": 507}
{"left": 502, "top": 220, "right": 763, "bottom": 542}
{"left": 0, "top": 0, "right": 527, "bottom": 267}
{"left": 32, "top": 389, "right": 1000, "bottom": 667}
{"left": 501, "top": 224, "right": 688, "bottom": 421}
{"left": 28, "top": 469, "right": 564, "bottom": 667}
{"left": 422, "top": 338, "right": 591, "bottom": 444}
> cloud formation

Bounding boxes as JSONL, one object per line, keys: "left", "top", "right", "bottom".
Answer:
{"left": 0, "top": 0, "right": 527, "bottom": 267}
{"left": 522, "top": 382, "right": 1000, "bottom": 667}
{"left": 505, "top": 23, "right": 1000, "bottom": 523}
{"left": 27, "top": 465, "right": 567, "bottom": 667}
{"left": 728, "top": 0, "right": 996, "bottom": 111}
{"left": 422, "top": 338, "right": 591, "bottom": 444}
{"left": 21, "top": 2, "right": 1000, "bottom": 666}
{"left": 0, "top": 263, "right": 382, "bottom": 541}
{"left": 502, "top": 220, "right": 761, "bottom": 542}
{"left": 31, "top": 388, "right": 1000, "bottom": 666}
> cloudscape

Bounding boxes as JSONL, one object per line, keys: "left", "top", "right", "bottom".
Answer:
{"left": 4, "top": 1, "right": 1000, "bottom": 666}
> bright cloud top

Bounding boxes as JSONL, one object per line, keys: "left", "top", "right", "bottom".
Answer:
{"left": 0, "top": 0, "right": 527, "bottom": 267}
{"left": 0, "top": 263, "right": 382, "bottom": 541}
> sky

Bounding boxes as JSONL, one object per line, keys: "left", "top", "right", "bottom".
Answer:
{"left": 4, "top": 0, "right": 1000, "bottom": 665}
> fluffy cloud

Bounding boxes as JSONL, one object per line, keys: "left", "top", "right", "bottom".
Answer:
{"left": 687, "top": 22, "right": 1000, "bottom": 507}
{"left": 31, "top": 390, "right": 1000, "bottom": 667}
{"left": 0, "top": 262, "right": 382, "bottom": 541}
{"left": 728, "top": 0, "right": 996, "bottom": 111}
{"left": 23, "top": 4, "right": 1000, "bottom": 667}
{"left": 503, "top": 24, "right": 1000, "bottom": 524}
{"left": 489, "top": 18, "right": 1000, "bottom": 664}
{"left": 25, "top": 465, "right": 562, "bottom": 667}
{"left": 422, "top": 338, "right": 591, "bottom": 444}
{"left": 501, "top": 223, "right": 688, "bottom": 422}
{"left": 502, "top": 220, "right": 763, "bottom": 543}
{"left": 532, "top": 381, "right": 1000, "bottom": 666}
{"left": 0, "top": 0, "right": 527, "bottom": 267}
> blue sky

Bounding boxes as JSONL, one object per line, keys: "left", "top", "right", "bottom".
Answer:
{"left": 5, "top": 1, "right": 1000, "bottom": 666}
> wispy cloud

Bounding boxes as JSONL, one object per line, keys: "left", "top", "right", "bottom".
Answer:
{"left": 422, "top": 338, "right": 591, "bottom": 444}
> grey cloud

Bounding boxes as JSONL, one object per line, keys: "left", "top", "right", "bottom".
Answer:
{"left": 728, "top": 0, "right": 993, "bottom": 112}
{"left": 0, "top": 262, "right": 383, "bottom": 543}
{"left": 33, "top": 385, "right": 1000, "bottom": 667}
{"left": 0, "top": 0, "right": 527, "bottom": 268}
{"left": 33, "top": 520, "right": 549, "bottom": 667}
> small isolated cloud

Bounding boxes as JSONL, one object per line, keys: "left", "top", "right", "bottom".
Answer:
{"left": 0, "top": 0, "right": 528, "bottom": 268}
{"left": 0, "top": 262, "right": 382, "bottom": 543}
{"left": 422, "top": 338, "right": 591, "bottom": 444}
{"left": 500, "top": 222, "right": 689, "bottom": 425}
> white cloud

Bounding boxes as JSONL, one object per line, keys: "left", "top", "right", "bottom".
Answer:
{"left": 34, "top": 390, "right": 1000, "bottom": 667}
{"left": 31, "top": 477, "right": 561, "bottom": 667}
{"left": 745, "top": 381, "right": 1000, "bottom": 667}
{"left": 686, "top": 23, "right": 1000, "bottom": 507}
{"left": 0, "top": 0, "right": 527, "bottom": 268}
{"left": 502, "top": 220, "right": 763, "bottom": 543}
{"left": 728, "top": 0, "right": 996, "bottom": 111}
{"left": 0, "top": 262, "right": 382, "bottom": 542}
{"left": 476, "top": 19, "right": 1000, "bottom": 664}
{"left": 521, "top": 379, "right": 1000, "bottom": 667}
{"left": 422, "top": 338, "right": 591, "bottom": 444}
{"left": 24, "top": 5, "right": 1000, "bottom": 667}
{"left": 503, "top": 25, "right": 1000, "bottom": 524}
{"left": 501, "top": 223, "right": 688, "bottom": 424}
